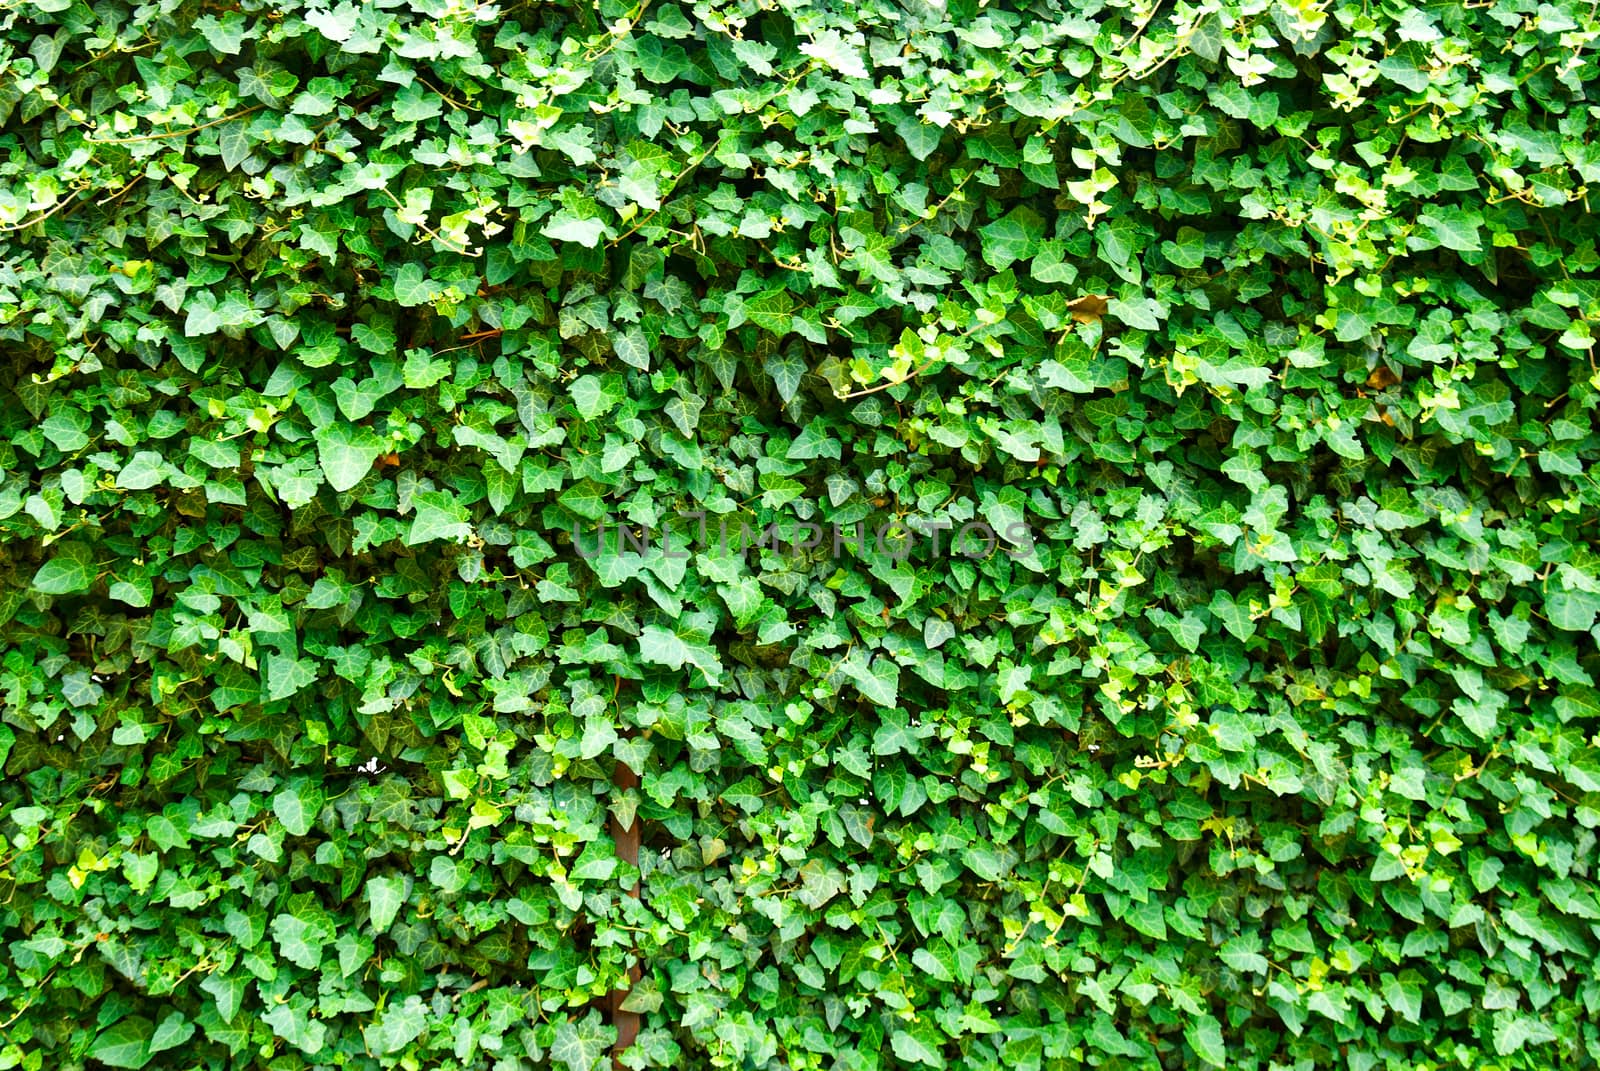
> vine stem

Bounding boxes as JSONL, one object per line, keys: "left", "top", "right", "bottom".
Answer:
{"left": 838, "top": 358, "right": 939, "bottom": 399}
{"left": 0, "top": 969, "right": 54, "bottom": 1029}
{"left": 0, "top": 192, "right": 82, "bottom": 233}
{"left": 84, "top": 105, "right": 264, "bottom": 145}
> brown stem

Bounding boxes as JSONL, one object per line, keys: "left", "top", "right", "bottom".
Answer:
{"left": 605, "top": 722, "right": 643, "bottom": 1065}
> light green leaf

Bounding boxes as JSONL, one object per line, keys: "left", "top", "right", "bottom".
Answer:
{"left": 1383, "top": 973, "right": 1423, "bottom": 1023}
{"left": 1546, "top": 587, "right": 1600, "bottom": 632}
{"left": 1186, "top": 1014, "right": 1226, "bottom": 1068}
{"left": 639, "top": 624, "right": 724, "bottom": 684}
{"left": 613, "top": 325, "right": 650, "bottom": 370}
{"left": 541, "top": 213, "right": 608, "bottom": 247}
{"left": 787, "top": 418, "right": 842, "bottom": 460}
{"left": 569, "top": 840, "right": 618, "bottom": 881}
{"left": 764, "top": 350, "right": 805, "bottom": 404}
{"left": 264, "top": 653, "right": 317, "bottom": 702}
{"left": 391, "top": 262, "right": 435, "bottom": 307}
{"left": 195, "top": 11, "right": 246, "bottom": 54}
{"left": 366, "top": 874, "right": 407, "bottom": 934}
{"left": 117, "top": 451, "right": 166, "bottom": 490}
{"left": 316, "top": 423, "right": 387, "bottom": 492}
{"left": 408, "top": 491, "right": 472, "bottom": 545}
{"left": 1219, "top": 933, "right": 1268, "bottom": 973}
{"left": 559, "top": 480, "right": 608, "bottom": 521}
{"left": 391, "top": 83, "right": 442, "bottom": 123}
{"left": 840, "top": 649, "right": 899, "bottom": 708}
{"left": 262, "top": 1001, "right": 327, "bottom": 1055}
{"left": 889, "top": 1024, "right": 946, "bottom": 1069}
{"left": 570, "top": 374, "right": 624, "bottom": 420}
{"left": 271, "top": 913, "right": 328, "bottom": 970}
{"left": 1417, "top": 206, "right": 1483, "bottom": 253}
{"left": 1208, "top": 590, "right": 1257, "bottom": 641}
{"left": 366, "top": 995, "right": 429, "bottom": 1054}
{"left": 273, "top": 780, "right": 324, "bottom": 836}
{"left": 40, "top": 410, "right": 90, "bottom": 452}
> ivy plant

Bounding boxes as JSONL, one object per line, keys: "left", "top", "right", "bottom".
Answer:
{"left": 2, "top": 0, "right": 1600, "bottom": 1069}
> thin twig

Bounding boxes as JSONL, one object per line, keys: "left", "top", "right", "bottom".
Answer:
{"left": 376, "top": 188, "right": 481, "bottom": 257}
{"left": 606, "top": 147, "right": 714, "bottom": 248}
{"left": 839, "top": 359, "right": 939, "bottom": 399}
{"left": 0, "top": 192, "right": 82, "bottom": 233}
{"left": 85, "top": 105, "right": 265, "bottom": 145}
{"left": 415, "top": 77, "right": 477, "bottom": 112}
{"left": 95, "top": 175, "right": 144, "bottom": 206}
{"left": 0, "top": 969, "right": 54, "bottom": 1029}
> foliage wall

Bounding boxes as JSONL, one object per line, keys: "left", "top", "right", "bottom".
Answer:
{"left": 4, "top": 0, "right": 1600, "bottom": 1068}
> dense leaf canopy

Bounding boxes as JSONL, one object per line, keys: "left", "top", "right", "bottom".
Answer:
{"left": 3, "top": 0, "right": 1600, "bottom": 1068}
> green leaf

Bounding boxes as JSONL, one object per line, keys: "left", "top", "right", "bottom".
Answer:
{"left": 1219, "top": 933, "right": 1268, "bottom": 974}
{"left": 550, "top": 1012, "right": 616, "bottom": 1071}
{"left": 1162, "top": 226, "right": 1207, "bottom": 269}
{"left": 391, "top": 83, "right": 442, "bottom": 123}
{"left": 1546, "top": 587, "right": 1600, "bottom": 632}
{"left": 195, "top": 11, "right": 246, "bottom": 54}
{"left": 569, "top": 840, "right": 618, "bottom": 881}
{"left": 315, "top": 423, "right": 387, "bottom": 492}
{"left": 559, "top": 480, "right": 609, "bottom": 521}
{"left": 979, "top": 206, "right": 1043, "bottom": 270}
{"left": 366, "top": 995, "right": 429, "bottom": 1054}
{"left": 429, "top": 855, "right": 468, "bottom": 894}
{"left": 89, "top": 1018, "right": 155, "bottom": 1070}
{"left": 889, "top": 1024, "right": 946, "bottom": 1069}
{"left": 31, "top": 543, "right": 95, "bottom": 594}
{"left": 1417, "top": 205, "right": 1483, "bottom": 253}
{"left": 570, "top": 374, "right": 625, "bottom": 420}
{"left": 1186, "top": 1014, "right": 1226, "bottom": 1068}
{"left": 840, "top": 650, "right": 899, "bottom": 708}
{"left": 744, "top": 289, "right": 795, "bottom": 334}
{"left": 1208, "top": 590, "right": 1257, "bottom": 641}
{"left": 271, "top": 913, "right": 328, "bottom": 970}
{"left": 764, "top": 350, "right": 805, "bottom": 404}
{"left": 200, "top": 971, "right": 247, "bottom": 1024}
{"left": 633, "top": 35, "right": 690, "bottom": 83}
{"left": 542, "top": 213, "right": 608, "bottom": 247}
{"left": 391, "top": 262, "right": 435, "bottom": 307}
{"left": 408, "top": 491, "right": 473, "bottom": 545}
{"left": 897, "top": 115, "right": 943, "bottom": 161}
{"left": 664, "top": 393, "right": 703, "bottom": 436}
{"left": 1383, "top": 973, "right": 1423, "bottom": 1023}
{"left": 262, "top": 1001, "right": 327, "bottom": 1055}
{"left": 117, "top": 451, "right": 166, "bottom": 490}
{"left": 148, "top": 1012, "right": 194, "bottom": 1055}
{"left": 613, "top": 325, "right": 650, "bottom": 370}
{"left": 273, "top": 780, "right": 324, "bottom": 836}
{"left": 787, "top": 418, "right": 842, "bottom": 460}
{"left": 639, "top": 624, "right": 724, "bottom": 684}
{"left": 1208, "top": 710, "right": 1256, "bottom": 753}
{"left": 264, "top": 653, "right": 317, "bottom": 702}
{"left": 366, "top": 874, "right": 407, "bottom": 934}
{"left": 1492, "top": 1010, "right": 1559, "bottom": 1055}
{"left": 182, "top": 292, "right": 234, "bottom": 337}
{"left": 41, "top": 410, "right": 90, "bottom": 452}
